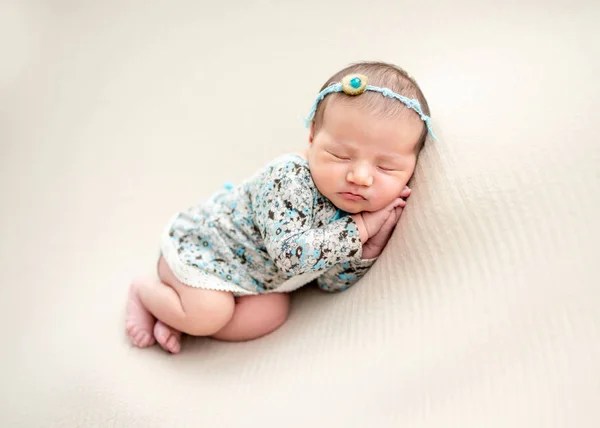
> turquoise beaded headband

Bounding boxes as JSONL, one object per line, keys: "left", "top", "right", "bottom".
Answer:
{"left": 305, "top": 74, "right": 436, "bottom": 140}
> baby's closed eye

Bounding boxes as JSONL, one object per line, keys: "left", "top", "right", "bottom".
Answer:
{"left": 327, "top": 151, "right": 350, "bottom": 160}
{"left": 377, "top": 165, "right": 400, "bottom": 172}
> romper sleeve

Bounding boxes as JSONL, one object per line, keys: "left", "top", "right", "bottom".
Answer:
{"left": 250, "top": 159, "right": 364, "bottom": 277}
{"left": 315, "top": 256, "right": 378, "bottom": 292}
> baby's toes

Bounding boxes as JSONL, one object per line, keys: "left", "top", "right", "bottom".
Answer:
{"left": 125, "top": 321, "right": 136, "bottom": 336}
{"left": 166, "top": 336, "right": 181, "bottom": 354}
{"left": 133, "top": 330, "right": 154, "bottom": 348}
{"left": 126, "top": 323, "right": 140, "bottom": 343}
{"left": 140, "top": 332, "right": 155, "bottom": 348}
{"left": 154, "top": 321, "right": 182, "bottom": 354}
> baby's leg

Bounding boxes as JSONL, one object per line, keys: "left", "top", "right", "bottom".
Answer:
{"left": 126, "top": 281, "right": 156, "bottom": 348}
{"left": 148, "top": 257, "right": 235, "bottom": 334}
{"left": 127, "top": 257, "right": 235, "bottom": 351}
{"left": 211, "top": 293, "right": 290, "bottom": 342}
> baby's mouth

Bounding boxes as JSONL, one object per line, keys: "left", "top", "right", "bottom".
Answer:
{"left": 339, "top": 192, "right": 366, "bottom": 201}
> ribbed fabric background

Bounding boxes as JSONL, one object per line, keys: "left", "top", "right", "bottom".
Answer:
{"left": 1, "top": 1, "right": 598, "bottom": 427}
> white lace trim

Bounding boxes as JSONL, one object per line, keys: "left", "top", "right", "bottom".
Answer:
{"left": 160, "top": 218, "right": 256, "bottom": 296}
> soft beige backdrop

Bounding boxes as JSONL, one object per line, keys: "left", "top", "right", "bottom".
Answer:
{"left": 1, "top": 1, "right": 599, "bottom": 427}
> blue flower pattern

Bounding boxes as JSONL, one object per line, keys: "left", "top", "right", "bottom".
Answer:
{"left": 167, "top": 154, "right": 376, "bottom": 294}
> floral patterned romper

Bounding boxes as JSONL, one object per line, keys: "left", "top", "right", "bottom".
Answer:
{"left": 160, "top": 154, "right": 377, "bottom": 296}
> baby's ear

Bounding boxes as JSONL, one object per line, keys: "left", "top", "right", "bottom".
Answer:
{"left": 308, "top": 122, "right": 315, "bottom": 144}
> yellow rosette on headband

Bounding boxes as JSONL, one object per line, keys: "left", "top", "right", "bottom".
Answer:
{"left": 341, "top": 74, "right": 368, "bottom": 95}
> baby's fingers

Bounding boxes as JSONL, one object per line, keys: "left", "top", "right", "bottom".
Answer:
{"left": 393, "top": 198, "right": 407, "bottom": 209}
{"left": 399, "top": 186, "right": 411, "bottom": 198}
{"left": 383, "top": 198, "right": 405, "bottom": 211}
{"left": 394, "top": 206, "right": 404, "bottom": 220}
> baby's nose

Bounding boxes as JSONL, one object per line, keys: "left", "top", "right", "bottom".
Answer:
{"left": 347, "top": 165, "right": 373, "bottom": 186}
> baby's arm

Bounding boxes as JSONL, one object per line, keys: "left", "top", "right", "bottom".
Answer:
{"left": 317, "top": 197, "right": 407, "bottom": 291}
{"left": 251, "top": 162, "right": 365, "bottom": 277}
{"left": 315, "top": 257, "right": 377, "bottom": 292}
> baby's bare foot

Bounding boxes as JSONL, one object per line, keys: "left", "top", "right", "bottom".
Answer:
{"left": 153, "top": 320, "right": 182, "bottom": 354}
{"left": 126, "top": 279, "right": 156, "bottom": 348}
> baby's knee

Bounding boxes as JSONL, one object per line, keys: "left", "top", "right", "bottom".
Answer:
{"left": 180, "top": 290, "right": 235, "bottom": 336}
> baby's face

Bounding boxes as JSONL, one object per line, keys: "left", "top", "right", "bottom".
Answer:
{"left": 307, "top": 101, "right": 423, "bottom": 214}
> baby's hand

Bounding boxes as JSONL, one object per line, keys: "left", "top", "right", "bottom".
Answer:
{"left": 364, "top": 198, "right": 405, "bottom": 236}
{"left": 351, "top": 186, "right": 410, "bottom": 257}
{"left": 361, "top": 205, "right": 405, "bottom": 259}
{"left": 355, "top": 192, "right": 407, "bottom": 241}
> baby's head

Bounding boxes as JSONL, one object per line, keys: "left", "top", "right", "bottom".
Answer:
{"left": 305, "top": 61, "right": 432, "bottom": 214}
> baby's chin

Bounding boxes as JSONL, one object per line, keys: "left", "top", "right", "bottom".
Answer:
{"left": 330, "top": 197, "right": 370, "bottom": 214}
{"left": 337, "top": 199, "right": 393, "bottom": 214}
{"left": 336, "top": 206, "right": 362, "bottom": 214}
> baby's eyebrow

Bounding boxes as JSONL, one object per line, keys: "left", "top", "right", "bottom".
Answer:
{"left": 327, "top": 140, "right": 354, "bottom": 151}
{"left": 328, "top": 139, "right": 350, "bottom": 147}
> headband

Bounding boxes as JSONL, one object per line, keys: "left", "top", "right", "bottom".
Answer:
{"left": 304, "top": 74, "right": 436, "bottom": 140}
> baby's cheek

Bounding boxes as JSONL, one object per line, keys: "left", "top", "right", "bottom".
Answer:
{"left": 372, "top": 181, "right": 403, "bottom": 207}
{"left": 323, "top": 163, "right": 343, "bottom": 182}
{"left": 392, "top": 176, "right": 409, "bottom": 195}
{"left": 380, "top": 176, "right": 402, "bottom": 194}
{"left": 368, "top": 193, "right": 392, "bottom": 211}
{"left": 317, "top": 166, "right": 335, "bottom": 183}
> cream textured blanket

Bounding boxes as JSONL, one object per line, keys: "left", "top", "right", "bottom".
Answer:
{"left": 1, "top": 1, "right": 598, "bottom": 427}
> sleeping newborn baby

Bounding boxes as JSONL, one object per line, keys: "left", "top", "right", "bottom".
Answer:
{"left": 126, "top": 60, "right": 435, "bottom": 353}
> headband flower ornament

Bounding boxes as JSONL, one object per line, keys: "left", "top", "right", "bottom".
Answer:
{"left": 305, "top": 73, "right": 436, "bottom": 140}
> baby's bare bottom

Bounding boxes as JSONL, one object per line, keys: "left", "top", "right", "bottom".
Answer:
{"left": 125, "top": 257, "right": 290, "bottom": 353}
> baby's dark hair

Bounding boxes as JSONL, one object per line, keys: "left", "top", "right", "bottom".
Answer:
{"left": 312, "top": 61, "right": 431, "bottom": 150}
